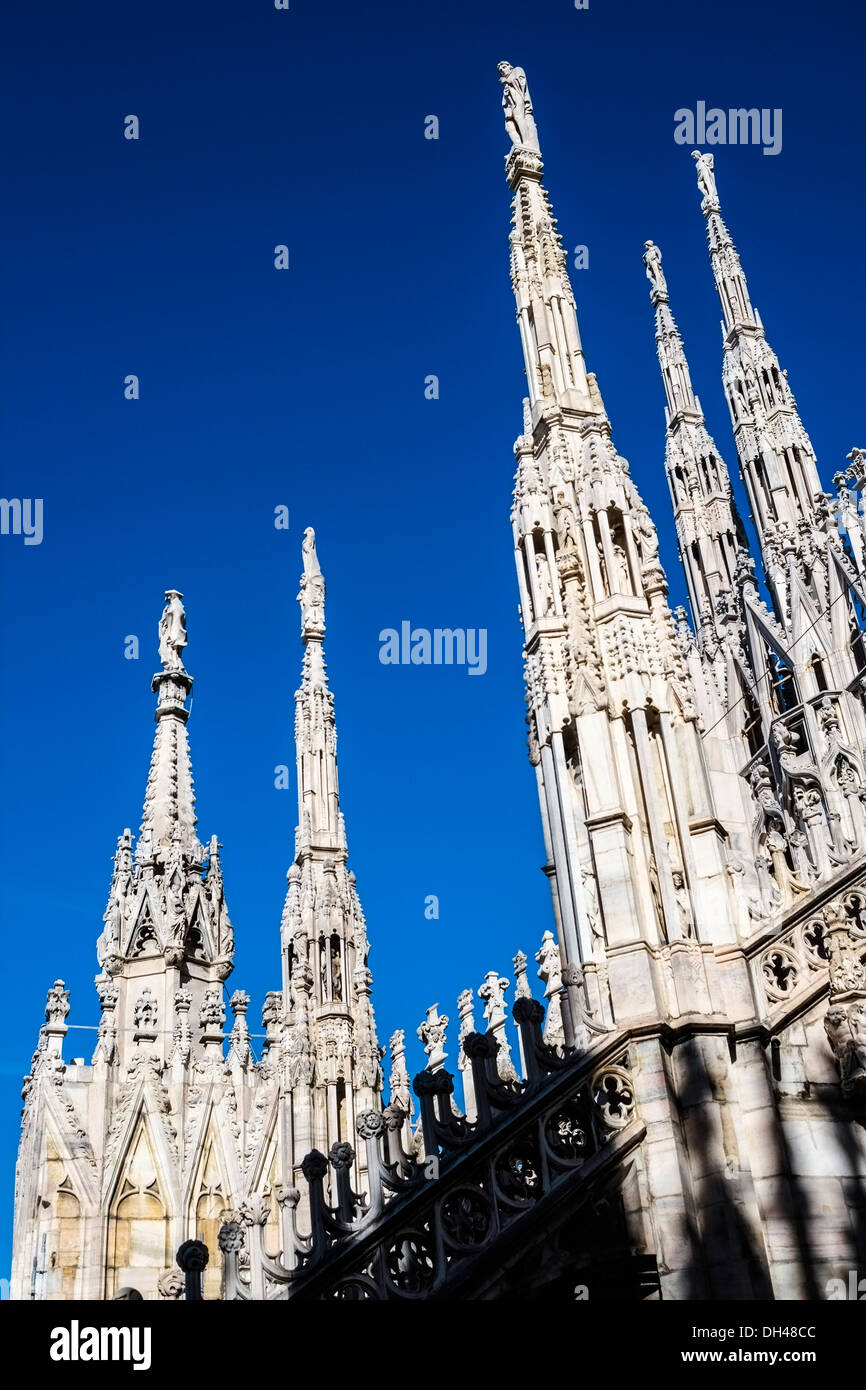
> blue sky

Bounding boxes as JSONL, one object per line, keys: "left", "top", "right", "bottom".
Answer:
{"left": 1, "top": 0, "right": 864, "bottom": 1278}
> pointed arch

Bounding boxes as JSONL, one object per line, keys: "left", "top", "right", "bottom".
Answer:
{"left": 190, "top": 1129, "right": 231, "bottom": 1300}
{"left": 125, "top": 890, "right": 160, "bottom": 958}
{"left": 106, "top": 1120, "right": 171, "bottom": 1298}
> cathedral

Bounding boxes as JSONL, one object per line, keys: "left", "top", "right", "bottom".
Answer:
{"left": 11, "top": 63, "right": 866, "bottom": 1302}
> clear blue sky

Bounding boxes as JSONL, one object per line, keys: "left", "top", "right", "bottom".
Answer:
{"left": 1, "top": 0, "right": 864, "bottom": 1279}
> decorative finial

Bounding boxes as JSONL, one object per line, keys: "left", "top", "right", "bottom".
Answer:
{"left": 45, "top": 980, "right": 70, "bottom": 1026}
{"left": 298, "top": 527, "right": 326, "bottom": 639}
{"left": 418, "top": 1004, "right": 449, "bottom": 1072}
{"left": 642, "top": 240, "right": 668, "bottom": 303}
{"left": 692, "top": 150, "right": 718, "bottom": 205}
{"left": 498, "top": 61, "right": 540, "bottom": 153}
{"left": 846, "top": 448, "right": 866, "bottom": 483}
{"left": 158, "top": 590, "right": 188, "bottom": 673}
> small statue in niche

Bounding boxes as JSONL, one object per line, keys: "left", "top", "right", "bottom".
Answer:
{"left": 612, "top": 543, "right": 632, "bottom": 594}
{"left": 555, "top": 498, "right": 579, "bottom": 552}
{"left": 671, "top": 869, "right": 694, "bottom": 939}
{"left": 534, "top": 550, "right": 555, "bottom": 615}
{"left": 331, "top": 944, "right": 343, "bottom": 1002}
{"left": 320, "top": 950, "right": 329, "bottom": 1001}
{"left": 648, "top": 855, "right": 665, "bottom": 936}
{"left": 634, "top": 502, "right": 659, "bottom": 563}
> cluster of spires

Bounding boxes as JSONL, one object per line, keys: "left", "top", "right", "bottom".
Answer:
{"left": 641, "top": 150, "right": 865, "bottom": 694}
{"left": 83, "top": 72, "right": 866, "bottom": 1066}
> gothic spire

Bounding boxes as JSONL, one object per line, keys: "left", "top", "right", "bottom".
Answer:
{"left": 138, "top": 589, "right": 202, "bottom": 865}
{"left": 499, "top": 65, "right": 736, "bottom": 989}
{"left": 499, "top": 60, "right": 594, "bottom": 416}
{"left": 643, "top": 239, "right": 750, "bottom": 651}
{"left": 294, "top": 528, "right": 344, "bottom": 856}
{"left": 692, "top": 150, "right": 827, "bottom": 617}
{"left": 94, "top": 591, "right": 234, "bottom": 1069}
{"left": 279, "top": 528, "right": 381, "bottom": 1125}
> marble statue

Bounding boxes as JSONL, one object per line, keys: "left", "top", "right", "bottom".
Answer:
{"left": 692, "top": 149, "right": 717, "bottom": 202}
{"left": 643, "top": 240, "right": 666, "bottom": 296}
{"left": 298, "top": 527, "right": 326, "bottom": 634}
{"left": 497, "top": 61, "right": 540, "bottom": 152}
{"left": 158, "top": 590, "right": 187, "bottom": 672}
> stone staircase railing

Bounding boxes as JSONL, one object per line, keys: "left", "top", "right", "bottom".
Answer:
{"left": 218, "top": 999, "right": 646, "bottom": 1300}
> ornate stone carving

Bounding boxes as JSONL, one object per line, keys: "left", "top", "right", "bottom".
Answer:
{"left": 158, "top": 589, "right": 187, "bottom": 673}
{"left": 497, "top": 60, "right": 540, "bottom": 153}
{"left": 133, "top": 987, "right": 157, "bottom": 1034}
{"left": 825, "top": 1002, "right": 866, "bottom": 1098}
{"left": 418, "top": 1006, "right": 449, "bottom": 1071}
{"left": 157, "top": 1265, "right": 184, "bottom": 1299}
{"left": 44, "top": 980, "right": 70, "bottom": 1026}
{"left": 199, "top": 989, "right": 225, "bottom": 1031}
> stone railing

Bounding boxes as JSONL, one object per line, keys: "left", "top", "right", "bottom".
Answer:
{"left": 218, "top": 1000, "right": 643, "bottom": 1300}
{"left": 751, "top": 883, "right": 866, "bottom": 1019}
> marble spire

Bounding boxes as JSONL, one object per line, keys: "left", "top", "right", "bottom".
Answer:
{"left": 138, "top": 590, "right": 201, "bottom": 865}
{"left": 279, "top": 530, "right": 381, "bottom": 1158}
{"left": 500, "top": 63, "right": 737, "bottom": 999}
{"left": 643, "top": 238, "right": 750, "bottom": 653}
{"left": 293, "top": 529, "right": 343, "bottom": 855}
{"left": 94, "top": 591, "right": 234, "bottom": 1068}
{"left": 692, "top": 150, "right": 826, "bottom": 611}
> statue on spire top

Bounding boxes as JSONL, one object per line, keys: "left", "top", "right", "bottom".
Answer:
{"left": 643, "top": 240, "right": 668, "bottom": 299}
{"left": 298, "top": 527, "right": 326, "bottom": 637}
{"left": 498, "top": 61, "right": 540, "bottom": 153}
{"left": 692, "top": 150, "right": 718, "bottom": 204}
{"left": 158, "top": 590, "right": 188, "bottom": 673}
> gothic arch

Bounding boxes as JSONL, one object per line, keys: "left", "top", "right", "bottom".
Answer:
{"left": 190, "top": 1135, "right": 230, "bottom": 1300}
{"left": 106, "top": 1121, "right": 171, "bottom": 1298}
{"left": 125, "top": 890, "right": 160, "bottom": 958}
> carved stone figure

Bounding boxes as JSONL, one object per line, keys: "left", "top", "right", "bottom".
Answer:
{"left": 158, "top": 590, "right": 187, "bottom": 673}
{"left": 534, "top": 550, "right": 555, "bottom": 615}
{"left": 45, "top": 980, "right": 70, "bottom": 1026}
{"left": 671, "top": 869, "right": 693, "bottom": 939}
{"left": 388, "top": 1029, "right": 412, "bottom": 1114}
{"left": 692, "top": 150, "right": 717, "bottom": 202}
{"left": 642, "top": 240, "right": 666, "bottom": 296}
{"left": 535, "top": 931, "right": 565, "bottom": 1046}
{"left": 612, "top": 543, "right": 631, "bottom": 593}
{"left": 418, "top": 1004, "right": 449, "bottom": 1071}
{"left": 133, "top": 987, "right": 157, "bottom": 1033}
{"left": 298, "top": 527, "right": 326, "bottom": 635}
{"left": 157, "top": 1265, "right": 185, "bottom": 1299}
{"left": 478, "top": 972, "right": 518, "bottom": 1081}
{"left": 331, "top": 946, "right": 343, "bottom": 1002}
{"left": 497, "top": 61, "right": 540, "bottom": 152}
{"left": 825, "top": 1002, "right": 866, "bottom": 1098}
{"left": 634, "top": 502, "right": 659, "bottom": 562}
{"left": 199, "top": 989, "right": 225, "bottom": 1031}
